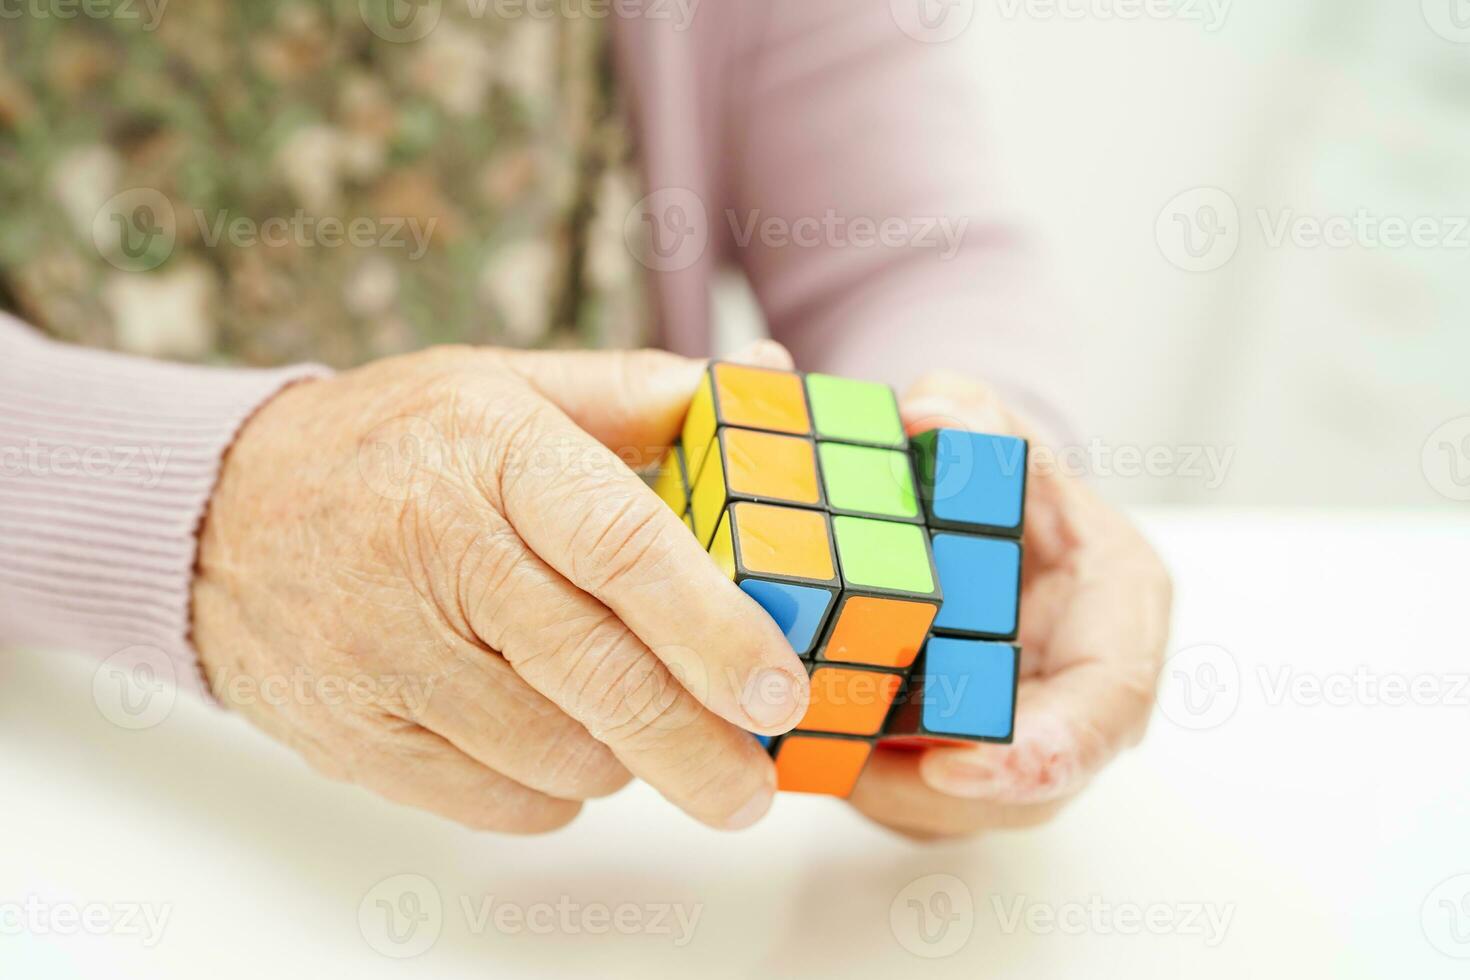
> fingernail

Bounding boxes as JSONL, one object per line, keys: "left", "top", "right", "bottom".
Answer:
{"left": 723, "top": 785, "right": 774, "bottom": 831}
{"left": 741, "top": 668, "right": 804, "bottom": 730}
{"left": 930, "top": 760, "right": 1000, "bottom": 798}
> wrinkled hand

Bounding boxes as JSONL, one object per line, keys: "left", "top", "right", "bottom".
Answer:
{"left": 848, "top": 372, "right": 1173, "bottom": 839}
{"left": 193, "top": 343, "right": 810, "bottom": 833}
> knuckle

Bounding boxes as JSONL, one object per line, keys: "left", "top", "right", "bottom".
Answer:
{"left": 567, "top": 493, "right": 671, "bottom": 595}
{"left": 587, "top": 656, "right": 698, "bottom": 747}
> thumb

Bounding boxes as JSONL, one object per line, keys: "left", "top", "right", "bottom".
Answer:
{"left": 501, "top": 341, "right": 796, "bottom": 467}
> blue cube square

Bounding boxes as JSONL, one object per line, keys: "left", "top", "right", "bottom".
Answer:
{"left": 739, "top": 579, "right": 834, "bottom": 656}
{"left": 911, "top": 429, "right": 1026, "bottom": 535}
{"left": 931, "top": 533, "right": 1021, "bottom": 639}
{"left": 917, "top": 638, "right": 1018, "bottom": 741}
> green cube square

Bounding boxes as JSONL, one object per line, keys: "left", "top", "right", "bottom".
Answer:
{"left": 818, "top": 442, "right": 921, "bottom": 522}
{"left": 831, "top": 516, "right": 937, "bottom": 596}
{"left": 805, "top": 374, "right": 906, "bottom": 448}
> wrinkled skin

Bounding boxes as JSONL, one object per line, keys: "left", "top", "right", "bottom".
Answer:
{"left": 194, "top": 342, "right": 810, "bottom": 833}
{"left": 194, "top": 341, "right": 1171, "bottom": 839}
{"left": 849, "top": 371, "right": 1173, "bottom": 839}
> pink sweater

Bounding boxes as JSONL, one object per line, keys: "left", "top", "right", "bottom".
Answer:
{"left": 0, "top": 0, "right": 1066, "bottom": 691}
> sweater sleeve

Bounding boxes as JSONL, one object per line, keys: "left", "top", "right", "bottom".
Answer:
{"left": 0, "top": 313, "right": 330, "bottom": 695}
{"left": 722, "top": 0, "right": 1080, "bottom": 440}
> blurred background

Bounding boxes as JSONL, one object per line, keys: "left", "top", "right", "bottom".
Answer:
{"left": 719, "top": 0, "right": 1470, "bottom": 509}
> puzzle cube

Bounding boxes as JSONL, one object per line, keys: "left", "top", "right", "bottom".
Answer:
{"left": 771, "top": 732, "right": 874, "bottom": 797}
{"left": 884, "top": 638, "right": 1020, "bottom": 744}
{"left": 930, "top": 532, "right": 1022, "bottom": 640}
{"left": 707, "top": 502, "right": 841, "bottom": 656}
{"left": 688, "top": 426, "right": 824, "bottom": 547}
{"left": 658, "top": 362, "right": 1029, "bottom": 799}
{"left": 911, "top": 429, "right": 1027, "bottom": 536}
{"left": 816, "top": 516, "right": 941, "bottom": 669}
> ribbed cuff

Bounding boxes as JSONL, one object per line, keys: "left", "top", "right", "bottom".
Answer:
{"left": 0, "top": 315, "right": 332, "bottom": 697}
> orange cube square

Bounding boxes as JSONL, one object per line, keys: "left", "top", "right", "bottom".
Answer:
{"left": 711, "top": 362, "right": 811, "bottom": 436}
{"left": 819, "top": 595, "right": 937, "bottom": 668}
{"left": 774, "top": 735, "right": 873, "bottom": 797}
{"left": 798, "top": 665, "right": 903, "bottom": 736}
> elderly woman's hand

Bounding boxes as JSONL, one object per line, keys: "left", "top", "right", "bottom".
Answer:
{"left": 192, "top": 343, "right": 809, "bottom": 833}
{"left": 847, "top": 372, "right": 1173, "bottom": 839}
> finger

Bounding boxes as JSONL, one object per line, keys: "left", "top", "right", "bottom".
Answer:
{"left": 488, "top": 395, "right": 810, "bottom": 735}
{"left": 500, "top": 341, "right": 796, "bottom": 467}
{"left": 459, "top": 525, "right": 779, "bottom": 830}
{"left": 314, "top": 718, "right": 584, "bottom": 834}
{"left": 408, "top": 630, "right": 632, "bottom": 801}
{"left": 900, "top": 371, "right": 1031, "bottom": 439}
{"left": 847, "top": 746, "right": 1068, "bottom": 840}
{"left": 918, "top": 541, "right": 1168, "bottom": 805}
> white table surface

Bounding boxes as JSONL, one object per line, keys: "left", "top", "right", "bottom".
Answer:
{"left": 4, "top": 510, "right": 1468, "bottom": 979}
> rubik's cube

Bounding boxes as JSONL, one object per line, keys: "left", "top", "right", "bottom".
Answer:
{"left": 654, "top": 362, "right": 1027, "bottom": 798}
